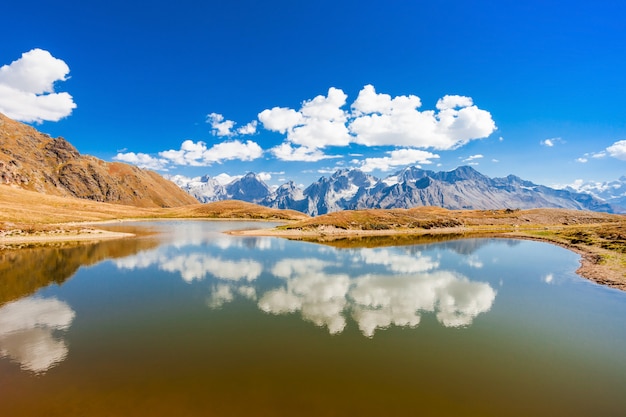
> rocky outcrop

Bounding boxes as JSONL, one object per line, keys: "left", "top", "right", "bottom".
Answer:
{"left": 0, "top": 113, "right": 197, "bottom": 207}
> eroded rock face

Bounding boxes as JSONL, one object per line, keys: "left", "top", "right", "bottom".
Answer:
{"left": 0, "top": 113, "right": 197, "bottom": 207}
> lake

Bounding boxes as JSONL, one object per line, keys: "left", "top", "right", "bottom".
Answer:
{"left": 1, "top": 221, "right": 625, "bottom": 416}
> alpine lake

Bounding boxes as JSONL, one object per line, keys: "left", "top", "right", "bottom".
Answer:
{"left": 1, "top": 220, "right": 625, "bottom": 417}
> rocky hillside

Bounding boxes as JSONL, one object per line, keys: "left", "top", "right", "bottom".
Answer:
{"left": 0, "top": 113, "right": 197, "bottom": 207}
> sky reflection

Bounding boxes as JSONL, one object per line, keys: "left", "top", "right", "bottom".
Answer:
{"left": 110, "top": 223, "right": 497, "bottom": 337}
{"left": 0, "top": 296, "right": 75, "bottom": 373}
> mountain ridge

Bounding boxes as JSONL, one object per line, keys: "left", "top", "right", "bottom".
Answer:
{"left": 0, "top": 113, "right": 197, "bottom": 208}
{"left": 173, "top": 165, "right": 617, "bottom": 215}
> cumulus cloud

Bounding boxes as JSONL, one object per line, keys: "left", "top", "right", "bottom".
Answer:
{"left": 257, "top": 85, "right": 496, "bottom": 165}
{"left": 359, "top": 148, "right": 440, "bottom": 172}
{"left": 271, "top": 142, "right": 336, "bottom": 162}
{"left": 159, "top": 138, "right": 263, "bottom": 166}
{"left": 349, "top": 85, "right": 496, "bottom": 150}
{"left": 113, "top": 152, "right": 169, "bottom": 170}
{"left": 260, "top": 85, "right": 496, "bottom": 152}
{"left": 207, "top": 113, "right": 236, "bottom": 136}
{"left": 607, "top": 140, "right": 626, "bottom": 160}
{"left": 117, "top": 84, "right": 495, "bottom": 171}
{"left": 0, "top": 49, "right": 76, "bottom": 123}
{"left": 207, "top": 113, "right": 257, "bottom": 137}
{"left": 237, "top": 120, "right": 258, "bottom": 135}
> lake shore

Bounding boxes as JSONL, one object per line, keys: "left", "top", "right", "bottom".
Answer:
{"left": 230, "top": 223, "right": 626, "bottom": 292}
{"left": 0, "top": 225, "right": 134, "bottom": 248}
{"left": 1, "top": 204, "right": 624, "bottom": 291}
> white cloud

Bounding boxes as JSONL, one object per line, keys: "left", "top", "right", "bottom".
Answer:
{"left": 237, "top": 120, "right": 258, "bottom": 135}
{"left": 462, "top": 154, "right": 484, "bottom": 163}
{"left": 114, "top": 84, "right": 496, "bottom": 171}
{"left": 359, "top": 148, "right": 439, "bottom": 172}
{"left": 260, "top": 87, "right": 351, "bottom": 149}
{"left": 258, "top": 107, "right": 303, "bottom": 133}
{"left": 214, "top": 173, "right": 242, "bottom": 185}
{"left": 207, "top": 113, "right": 258, "bottom": 137}
{"left": 271, "top": 143, "right": 336, "bottom": 162}
{"left": 576, "top": 157, "right": 588, "bottom": 163}
{"left": 113, "top": 152, "right": 169, "bottom": 171}
{"left": 158, "top": 139, "right": 263, "bottom": 166}
{"left": 540, "top": 137, "right": 564, "bottom": 147}
{"left": 0, "top": 49, "right": 76, "bottom": 123}
{"left": 207, "top": 113, "right": 235, "bottom": 136}
{"left": 349, "top": 85, "right": 496, "bottom": 150}
{"left": 606, "top": 140, "right": 626, "bottom": 160}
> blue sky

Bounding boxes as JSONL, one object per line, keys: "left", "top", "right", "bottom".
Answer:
{"left": 1, "top": 0, "right": 625, "bottom": 188}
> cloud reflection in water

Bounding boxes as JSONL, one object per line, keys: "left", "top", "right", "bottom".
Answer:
{"left": 258, "top": 256, "right": 496, "bottom": 337}
{"left": 111, "top": 226, "right": 497, "bottom": 338}
{"left": 0, "top": 296, "right": 75, "bottom": 373}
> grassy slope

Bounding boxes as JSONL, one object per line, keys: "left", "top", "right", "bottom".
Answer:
{"left": 1, "top": 185, "right": 624, "bottom": 290}
{"left": 0, "top": 185, "right": 308, "bottom": 227}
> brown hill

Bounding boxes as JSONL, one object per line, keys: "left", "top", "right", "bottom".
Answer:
{"left": 0, "top": 113, "right": 197, "bottom": 207}
{"left": 0, "top": 186, "right": 308, "bottom": 227}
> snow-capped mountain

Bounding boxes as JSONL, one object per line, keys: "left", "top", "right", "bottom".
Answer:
{"left": 174, "top": 166, "right": 615, "bottom": 215}
{"left": 172, "top": 172, "right": 272, "bottom": 204}
{"left": 565, "top": 177, "right": 626, "bottom": 213}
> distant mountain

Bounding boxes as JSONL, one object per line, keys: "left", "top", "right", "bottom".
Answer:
{"left": 565, "top": 177, "right": 626, "bottom": 213}
{"left": 0, "top": 113, "right": 197, "bottom": 208}
{"left": 179, "top": 165, "right": 614, "bottom": 215}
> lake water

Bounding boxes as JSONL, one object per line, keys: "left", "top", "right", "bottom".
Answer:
{"left": 1, "top": 221, "right": 625, "bottom": 416}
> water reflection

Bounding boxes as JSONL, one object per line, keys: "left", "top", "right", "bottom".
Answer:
{"left": 258, "top": 257, "right": 496, "bottom": 337}
{"left": 0, "top": 237, "right": 160, "bottom": 306}
{"left": 116, "top": 252, "right": 263, "bottom": 283}
{"left": 0, "top": 296, "right": 75, "bottom": 373}
{"left": 108, "top": 223, "right": 497, "bottom": 337}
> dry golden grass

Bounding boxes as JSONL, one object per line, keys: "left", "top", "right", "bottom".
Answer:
{"left": 2, "top": 184, "right": 625, "bottom": 290}
{"left": 0, "top": 185, "right": 307, "bottom": 233}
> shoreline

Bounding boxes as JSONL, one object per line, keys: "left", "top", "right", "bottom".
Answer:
{"left": 230, "top": 225, "right": 626, "bottom": 292}
{"left": 1, "top": 219, "right": 624, "bottom": 292}
{"left": 0, "top": 227, "right": 135, "bottom": 247}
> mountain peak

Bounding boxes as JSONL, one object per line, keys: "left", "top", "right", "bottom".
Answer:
{"left": 180, "top": 166, "right": 614, "bottom": 215}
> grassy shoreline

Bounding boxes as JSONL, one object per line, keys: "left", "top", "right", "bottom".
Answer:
{"left": 1, "top": 185, "right": 624, "bottom": 291}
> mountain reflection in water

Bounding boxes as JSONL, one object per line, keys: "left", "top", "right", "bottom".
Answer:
{"left": 0, "top": 236, "right": 160, "bottom": 306}
{"left": 3, "top": 221, "right": 626, "bottom": 417}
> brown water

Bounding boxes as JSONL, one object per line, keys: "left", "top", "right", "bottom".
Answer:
{"left": 1, "top": 221, "right": 625, "bottom": 416}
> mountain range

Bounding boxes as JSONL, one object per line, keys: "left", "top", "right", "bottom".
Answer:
{"left": 170, "top": 166, "right": 621, "bottom": 216}
{"left": 2, "top": 112, "right": 622, "bottom": 215}
{"left": 0, "top": 113, "right": 197, "bottom": 208}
